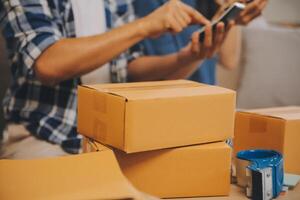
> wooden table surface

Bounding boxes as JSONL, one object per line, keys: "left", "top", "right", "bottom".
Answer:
{"left": 177, "top": 184, "right": 300, "bottom": 200}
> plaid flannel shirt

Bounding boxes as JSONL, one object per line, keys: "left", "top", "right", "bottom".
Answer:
{"left": 0, "top": 0, "right": 139, "bottom": 153}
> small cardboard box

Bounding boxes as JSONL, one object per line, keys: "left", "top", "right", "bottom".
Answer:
{"left": 84, "top": 138, "right": 232, "bottom": 198}
{"left": 234, "top": 106, "right": 300, "bottom": 174}
{"left": 78, "top": 80, "right": 236, "bottom": 153}
{"left": 0, "top": 151, "right": 145, "bottom": 200}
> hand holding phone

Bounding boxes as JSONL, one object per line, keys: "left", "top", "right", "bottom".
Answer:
{"left": 198, "top": 2, "right": 245, "bottom": 43}
{"left": 235, "top": 0, "right": 268, "bottom": 25}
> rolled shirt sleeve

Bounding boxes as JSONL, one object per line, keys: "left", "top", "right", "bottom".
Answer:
{"left": 0, "top": 0, "right": 63, "bottom": 76}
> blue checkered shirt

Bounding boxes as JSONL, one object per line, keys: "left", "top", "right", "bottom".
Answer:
{"left": 0, "top": 0, "right": 139, "bottom": 153}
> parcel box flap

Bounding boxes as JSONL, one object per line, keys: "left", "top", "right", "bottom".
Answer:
{"left": 85, "top": 80, "right": 198, "bottom": 91}
{"left": 0, "top": 152, "right": 142, "bottom": 200}
{"left": 84, "top": 80, "right": 234, "bottom": 101}
{"left": 241, "top": 106, "right": 300, "bottom": 121}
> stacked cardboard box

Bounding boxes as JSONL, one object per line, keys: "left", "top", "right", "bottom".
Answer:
{"left": 78, "top": 80, "right": 236, "bottom": 198}
{"left": 234, "top": 106, "right": 300, "bottom": 174}
{"left": 83, "top": 138, "right": 231, "bottom": 198}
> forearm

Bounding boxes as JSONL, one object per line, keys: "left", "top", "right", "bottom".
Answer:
{"left": 35, "top": 20, "right": 145, "bottom": 84}
{"left": 164, "top": 45, "right": 203, "bottom": 80}
{"left": 219, "top": 26, "right": 241, "bottom": 70}
{"left": 128, "top": 53, "right": 182, "bottom": 81}
{"left": 164, "top": 59, "right": 201, "bottom": 80}
{"left": 128, "top": 51, "right": 202, "bottom": 81}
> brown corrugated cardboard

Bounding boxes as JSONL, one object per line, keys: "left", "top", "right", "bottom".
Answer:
{"left": 234, "top": 106, "right": 300, "bottom": 174}
{"left": 0, "top": 151, "right": 148, "bottom": 200}
{"left": 78, "top": 80, "right": 236, "bottom": 153}
{"left": 84, "top": 138, "right": 232, "bottom": 198}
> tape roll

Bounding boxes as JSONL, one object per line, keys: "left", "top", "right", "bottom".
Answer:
{"left": 236, "top": 150, "right": 284, "bottom": 198}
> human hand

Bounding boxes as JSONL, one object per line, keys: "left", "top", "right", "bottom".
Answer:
{"left": 178, "top": 20, "right": 235, "bottom": 62}
{"left": 235, "top": 0, "right": 268, "bottom": 25}
{"left": 139, "top": 0, "right": 210, "bottom": 38}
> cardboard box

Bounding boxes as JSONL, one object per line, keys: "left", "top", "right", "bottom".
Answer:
{"left": 84, "top": 138, "right": 232, "bottom": 198}
{"left": 234, "top": 106, "right": 300, "bottom": 174}
{"left": 0, "top": 151, "right": 146, "bottom": 200}
{"left": 78, "top": 80, "right": 236, "bottom": 153}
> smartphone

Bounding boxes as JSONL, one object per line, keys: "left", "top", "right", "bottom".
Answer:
{"left": 198, "top": 2, "right": 246, "bottom": 43}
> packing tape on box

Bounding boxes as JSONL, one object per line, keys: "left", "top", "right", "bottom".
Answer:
{"left": 236, "top": 150, "right": 283, "bottom": 200}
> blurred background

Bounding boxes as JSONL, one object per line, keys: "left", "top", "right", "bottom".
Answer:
{"left": 0, "top": 0, "right": 300, "bottom": 133}
{"left": 218, "top": 0, "right": 300, "bottom": 109}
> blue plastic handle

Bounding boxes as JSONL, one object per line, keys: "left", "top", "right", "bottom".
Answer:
{"left": 237, "top": 149, "right": 284, "bottom": 198}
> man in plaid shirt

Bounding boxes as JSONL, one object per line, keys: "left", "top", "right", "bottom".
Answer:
{"left": 0, "top": 0, "right": 236, "bottom": 159}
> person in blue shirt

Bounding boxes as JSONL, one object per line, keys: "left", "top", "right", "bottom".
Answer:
{"left": 133, "top": 0, "right": 256, "bottom": 85}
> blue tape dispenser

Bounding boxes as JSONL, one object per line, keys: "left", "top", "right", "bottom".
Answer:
{"left": 236, "top": 150, "right": 284, "bottom": 200}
